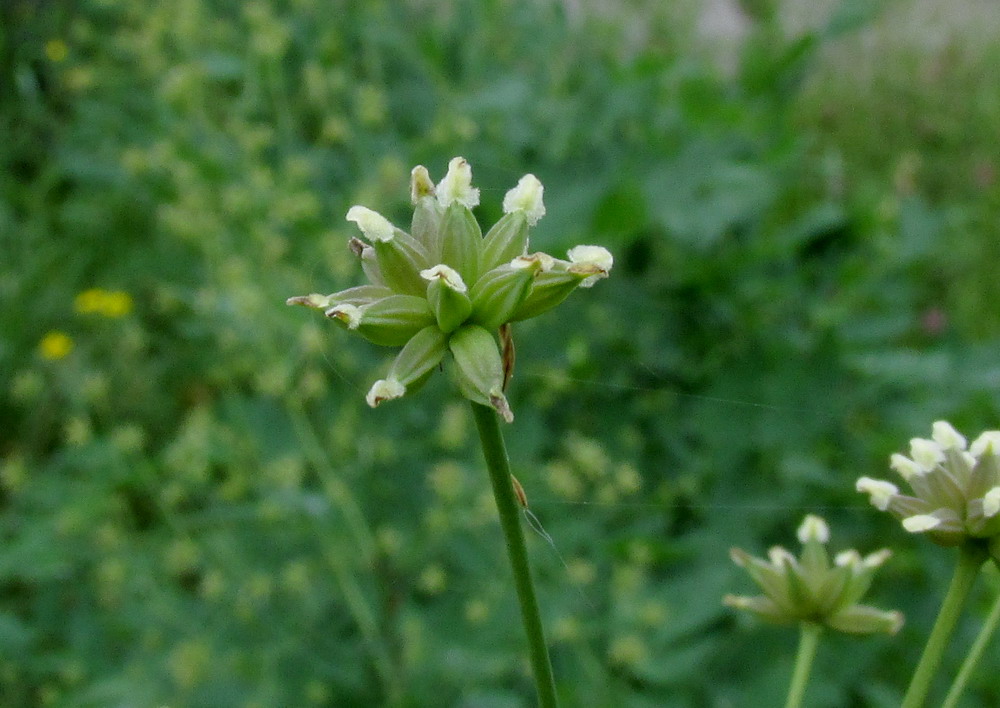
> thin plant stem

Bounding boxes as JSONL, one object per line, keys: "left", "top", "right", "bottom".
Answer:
{"left": 941, "top": 585, "right": 1000, "bottom": 708}
{"left": 471, "top": 402, "right": 558, "bottom": 708}
{"left": 785, "top": 622, "right": 822, "bottom": 708}
{"left": 901, "top": 544, "right": 986, "bottom": 708}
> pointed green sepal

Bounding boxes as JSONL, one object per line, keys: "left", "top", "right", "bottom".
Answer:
{"left": 509, "top": 272, "right": 581, "bottom": 321}
{"left": 826, "top": 605, "right": 904, "bottom": 635}
{"left": 449, "top": 324, "right": 513, "bottom": 422}
{"left": 328, "top": 294, "right": 434, "bottom": 346}
{"left": 480, "top": 211, "right": 529, "bottom": 273}
{"left": 422, "top": 264, "right": 472, "bottom": 333}
{"left": 371, "top": 229, "right": 431, "bottom": 296}
{"left": 469, "top": 259, "right": 540, "bottom": 331}
{"left": 286, "top": 284, "right": 394, "bottom": 311}
{"left": 439, "top": 204, "right": 483, "bottom": 286}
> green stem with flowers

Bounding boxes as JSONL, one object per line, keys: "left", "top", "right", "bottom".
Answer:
{"left": 901, "top": 543, "right": 986, "bottom": 708}
{"left": 471, "top": 402, "right": 559, "bottom": 708}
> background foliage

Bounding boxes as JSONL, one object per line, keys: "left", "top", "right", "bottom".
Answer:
{"left": 3, "top": 0, "right": 1000, "bottom": 705}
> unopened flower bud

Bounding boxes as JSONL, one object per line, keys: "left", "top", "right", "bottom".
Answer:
{"left": 469, "top": 263, "right": 539, "bottom": 331}
{"left": 502, "top": 174, "right": 545, "bottom": 226}
{"left": 971, "top": 431, "right": 1000, "bottom": 458}
{"left": 480, "top": 212, "right": 529, "bottom": 273}
{"left": 439, "top": 203, "right": 483, "bottom": 285}
{"left": 797, "top": 515, "right": 830, "bottom": 544}
{"left": 856, "top": 477, "right": 899, "bottom": 511}
{"left": 347, "top": 206, "right": 395, "bottom": 243}
{"left": 932, "top": 420, "right": 967, "bottom": 450}
{"left": 366, "top": 378, "right": 405, "bottom": 408}
{"left": 567, "top": 245, "right": 613, "bottom": 287}
{"left": 350, "top": 295, "right": 435, "bottom": 346}
{"left": 449, "top": 324, "right": 512, "bottom": 422}
{"left": 422, "top": 265, "right": 472, "bottom": 333}
{"left": 890, "top": 453, "right": 923, "bottom": 480}
{"left": 910, "top": 438, "right": 945, "bottom": 470}
{"left": 436, "top": 157, "right": 480, "bottom": 209}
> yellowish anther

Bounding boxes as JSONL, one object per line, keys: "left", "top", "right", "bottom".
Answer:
{"left": 365, "top": 378, "right": 405, "bottom": 408}
{"left": 932, "top": 420, "right": 967, "bottom": 450}
{"left": 346, "top": 205, "right": 395, "bottom": 242}
{"left": 420, "top": 264, "right": 468, "bottom": 293}
{"left": 567, "top": 245, "right": 614, "bottom": 287}
{"left": 410, "top": 165, "right": 436, "bottom": 202}
{"left": 436, "top": 157, "right": 480, "bottom": 209}
{"left": 502, "top": 174, "right": 546, "bottom": 226}
{"left": 856, "top": 477, "right": 899, "bottom": 511}
{"left": 796, "top": 514, "right": 830, "bottom": 544}
{"left": 902, "top": 514, "right": 942, "bottom": 533}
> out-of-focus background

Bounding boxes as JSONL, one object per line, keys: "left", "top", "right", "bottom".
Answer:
{"left": 3, "top": 0, "right": 1000, "bottom": 705}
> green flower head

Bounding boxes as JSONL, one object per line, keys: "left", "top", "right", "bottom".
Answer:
{"left": 857, "top": 421, "right": 1000, "bottom": 552}
{"left": 287, "top": 157, "right": 613, "bottom": 421}
{"left": 724, "top": 515, "right": 903, "bottom": 635}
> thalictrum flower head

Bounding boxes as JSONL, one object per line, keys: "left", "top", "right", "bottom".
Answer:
{"left": 724, "top": 515, "right": 902, "bottom": 635}
{"left": 287, "top": 157, "right": 613, "bottom": 421}
{"left": 857, "top": 421, "right": 1000, "bottom": 549}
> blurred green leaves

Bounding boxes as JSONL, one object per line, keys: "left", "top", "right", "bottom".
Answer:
{"left": 3, "top": 0, "right": 1000, "bottom": 706}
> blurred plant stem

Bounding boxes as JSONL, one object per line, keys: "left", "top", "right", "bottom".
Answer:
{"left": 785, "top": 622, "right": 822, "bottom": 708}
{"left": 287, "top": 399, "right": 402, "bottom": 704}
{"left": 941, "top": 583, "right": 1000, "bottom": 708}
{"left": 471, "top": 402, "right": 558, "bottom": 708}
{"left": 901, "top": 544, "right": 986, "bottom": 708}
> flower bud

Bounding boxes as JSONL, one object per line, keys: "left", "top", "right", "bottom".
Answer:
{"left": 469, "top": 262, "right": 539, "bottom": 331}
{"left": 502, "top": 174, "right": 545, "bottom": 226}
{"left": 449, "top": 324, "right": 513, "bottom": 422}
{"left": 480, "top": 211, "right": 529, "bottom": 273}
{"left": 508, "top": 268, "right": 581, "bottom": 322}
{"left": 336, "top": 294, "right": 434, "bottom": 347}
{"left": 567, "top": 245, "right": 613, "bottom": 287}
{"left": 422, "top": 264, "right": 472, "bottom": 333}
{"left": 436, "top": 157, "right": 480, "bottom": 209}
{"left": 439, "top": 203, "right": 483, "bottom": 286}
{"left": 726, "top": 515, "right": 900, "bottom": 635}
{"left": 286, "top": 284, "right": 393, "bottom": 311}
{"left": 411, "top": 165, "right": 444, "bottom": 255}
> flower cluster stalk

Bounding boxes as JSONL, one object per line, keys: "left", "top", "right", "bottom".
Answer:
{"left": 785, "top": 622, "right": 822, "bottom": 708}
{"left": 471, "top": 402, "right": 558, "bottom": 707}
{"left": 901, "top": 543, "right": 985, "bottom": 708}
{"left": 941, "top": 586, "right": 1000, "bottom": 708}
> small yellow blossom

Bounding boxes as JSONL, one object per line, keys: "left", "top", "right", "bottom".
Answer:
{"left": 45, "top": 39, "right": 68, "bottom": 63}
{"left": 74, "top": 289, "right": 133, "bottom": 318}
{"left": 39, "top": 331, "right": 73, "bottom": 360}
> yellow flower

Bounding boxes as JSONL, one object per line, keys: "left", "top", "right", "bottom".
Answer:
{"left": 39, "top": 331, "right": 73, "bottom": 360}
{"left": 45, "top": 39, "right": 69, "bottom": 63}
{"left": 74, "top": 288, "right": 133, "bottom": 317}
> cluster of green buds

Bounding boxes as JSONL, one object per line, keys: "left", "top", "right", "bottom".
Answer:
{"left": 724, "top": 515, "right": 903, "bottom": 635}
{"left": 857, "top": 421, "right": 1000, "bottom": 558}
{"left": 287, "top": 157, "right": 613, "bottom": 421}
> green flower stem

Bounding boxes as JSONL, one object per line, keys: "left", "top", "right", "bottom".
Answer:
{"left": 785, "top": 622, "right": 822, "bottom": 708}
{"left": 901, "top": 543, "right": 986, "bottom": 708}
{"left": 941, "top": 584, "right": 1000, "bottom": 708}
{"left": 471, "top": 402, "right": 558, "bottom": 708}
